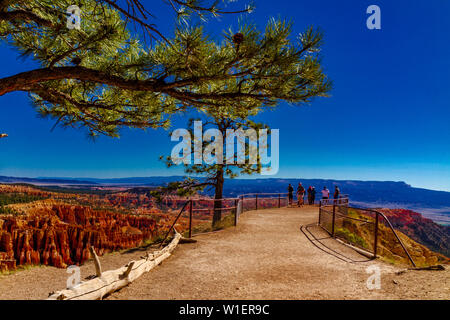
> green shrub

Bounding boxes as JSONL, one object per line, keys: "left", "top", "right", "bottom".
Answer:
{"left": 0, "top": 193, "right": 47, "bottom": 206}
{"left": 335, "top": 227, "right": 368, "bottom": 249}
{"left": 0, "top": 205, "right": 18, "bottom": 215}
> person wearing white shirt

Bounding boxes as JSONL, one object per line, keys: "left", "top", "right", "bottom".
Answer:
{"left": 321, "top": 187, "right": 330, "bottom": 199}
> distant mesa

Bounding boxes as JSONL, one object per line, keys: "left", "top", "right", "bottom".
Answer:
{"left": 1, "top": 175, "right": 449, "bottom": 225}
{"left": 0, "top": 176, "right": 97, "bottom": 186}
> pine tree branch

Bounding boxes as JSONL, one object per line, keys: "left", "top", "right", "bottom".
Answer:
{"left": 32, "top": 85, "right": 168, "bottom": 130}
{"left": 0, "top": 65, "right": 320, "bottom": 105}
{"left": 48, "top": 28, "right": 113, "bottom": 68}
{"left": 0, "top": 66, "right": 156, "bottom": 96}
{"left": 170, "top": 0, "right": 252, "bottom": 14}
{"left": 100, "top": 0, "right": 171, "bottom": 44}
{"left": 0, "top": 9, "right": 54, "bottom": 27}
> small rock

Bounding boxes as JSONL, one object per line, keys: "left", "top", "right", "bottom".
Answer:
{"left": 393, "top": 280, "right": 399, "bottom": 285}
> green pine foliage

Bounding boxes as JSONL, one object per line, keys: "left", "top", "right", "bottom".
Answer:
{"left": 0, "top": 1, "right": 330, "bottom": 138}
{"left": 0, "top": 0, "right": 176, "bottom": 137}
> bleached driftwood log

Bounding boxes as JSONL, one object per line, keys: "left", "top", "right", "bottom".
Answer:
{"left": 47, "top": 231, "right": 181, "bottom": 300}
{"left": 89, "top": 246, "right": 102, "bottom": 277}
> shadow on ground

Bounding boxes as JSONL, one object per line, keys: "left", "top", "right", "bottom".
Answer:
{"left": 300, "top": 223, "right": 372, "bottom": 263}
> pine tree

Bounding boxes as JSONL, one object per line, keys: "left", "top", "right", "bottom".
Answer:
{"left": 154, "top": 20, "right": 332, "bottom": 226}
{"left": 0, "top": 0, "right": 254, "bottom": 137}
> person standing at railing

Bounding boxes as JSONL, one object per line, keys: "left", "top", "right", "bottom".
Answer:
{"left": 307, "top": 186, "right": 313, "bottom": 205}
{"left": 333, "top": 186, "right": 340, "bottom": 199}
{"left": 311, "top": 187, "right": 317, "bottom": 204}
{"left": 297, "top": 183, "right": 305, "bottom": 207}
{"left": 321, "top": 186, "right": 330, "bottom": 200}
{"left": 288, "top": 184, "right": 294, "bottom": 206}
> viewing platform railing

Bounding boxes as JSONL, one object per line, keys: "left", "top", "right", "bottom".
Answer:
{"left": 159, "top": 193, "right": 290, "bottom": 243}
{"left": 159, "top": 193, "right": 416, "bottom": 267}
{"left": 318, "top": 197, "right": 416, "bottom": 267}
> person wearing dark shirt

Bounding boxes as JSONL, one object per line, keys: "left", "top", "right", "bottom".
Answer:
{"left": 311, "top": 187, "right": 316, "bottom": 204}
{"left": 334, "top": 186, "right": 340, "bottom": 199}
{"left": 307, "top": 186, "right": 313, "bottom": 205}
{"left": 288, "top": 184, "right": 294, "bottom": 206}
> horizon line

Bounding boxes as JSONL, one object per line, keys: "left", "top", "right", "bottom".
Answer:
{"left": 3, "top": 174, "right": 450, "bottom": 193}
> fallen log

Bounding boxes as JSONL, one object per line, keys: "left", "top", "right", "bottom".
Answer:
{"left": 47, "top": 231, "right": 181, "bottom": 300}
{"left": 89, "top": 246, "right": 102, "bottom": 277}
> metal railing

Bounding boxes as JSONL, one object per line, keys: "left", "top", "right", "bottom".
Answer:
{"left": 318, "top": 197, "right": 416, "bottom": 267}
{"left": 159, "top": 193, "right": 291, "bottom": 241}
{"left": 160, "top": 194, "right": 417, "bottom": 267}
{"left": 159, "top": 197, "right": 239, "bottom": 241}
{"left": 239, "top": 193, "right": 289, "bottom": 213}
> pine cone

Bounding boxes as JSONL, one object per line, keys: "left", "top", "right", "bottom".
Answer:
{"left": 71, "top": 57, "right": 82, "bottom": 66}
{"left": 232, "top": 33, "right": 244, "bottom": 45}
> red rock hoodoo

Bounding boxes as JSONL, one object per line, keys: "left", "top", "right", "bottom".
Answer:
{"left": 0, "top": 205, "right": 157, "bottom": 271}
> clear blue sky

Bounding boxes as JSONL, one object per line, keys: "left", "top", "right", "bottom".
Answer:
{"left": 0, "top": 0, "right": 449, "bottom": 191}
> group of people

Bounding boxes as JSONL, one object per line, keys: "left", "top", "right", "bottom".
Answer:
{"left": 287, "top": 183, "right": 340, "bottom": 207}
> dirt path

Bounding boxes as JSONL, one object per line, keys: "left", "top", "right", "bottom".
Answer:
{"left": 108, "top": 207, "right": 448, "bottom": 300}
{"left": 0, "top": 207, "right": 448, "bottom": 300}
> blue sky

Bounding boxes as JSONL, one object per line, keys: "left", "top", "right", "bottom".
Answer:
{"left": 0, "top": 0, "right": 449, "bottom": 191}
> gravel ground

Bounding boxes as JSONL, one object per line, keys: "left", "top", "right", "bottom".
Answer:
{"left": 0, "top": 242, "right": 158, "bottom": 300}
{"left": 0, "top": 206, "right": 448, "bottom": 300}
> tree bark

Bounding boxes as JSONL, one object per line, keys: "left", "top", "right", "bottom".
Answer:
{"left": 212, "top": 166, "right": 224, "bottom": 227}
{"left": 0, "top": 66, "right": 273, "bottom": 103}
{"left": 89, "top": 246, "right": 102, "bottom": 277}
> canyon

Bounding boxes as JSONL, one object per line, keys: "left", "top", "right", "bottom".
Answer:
{"left": 1, "top": 183, "right": 449, "bottom": 273}
{"left": 0, "top": 202, "right": 159, "bottom": 271}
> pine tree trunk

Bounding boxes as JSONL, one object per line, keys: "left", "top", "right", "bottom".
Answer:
{"left": 212, "top": 166, "right": 224, "bottom": 227}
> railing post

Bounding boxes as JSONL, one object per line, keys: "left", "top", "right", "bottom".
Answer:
{"left": 255, "top": 194, "right": 258, "bottom": 210}
{"left": 189, "top": 199, "right": 193, "bottom": 238}
{"left": 318, "top": 207, "right": 322, "bottom": 226}
{"left": 234, "top": 198, "right": 238, "bottom": 226}
{"left": 331, "top": 203, "right": 336, "bottom": 236}
{"left": 278, "top": 193, "right": 281, "bottom": 208}
{"left": 373, "top": 212, "right": 379, "bottom": 258}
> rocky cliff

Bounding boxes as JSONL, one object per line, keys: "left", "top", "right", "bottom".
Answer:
{"left": 0, "top": 204, "right": 157, "bottom": 272}
{"left": 379, "top": 208, "right": 450, "bottom": 257}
